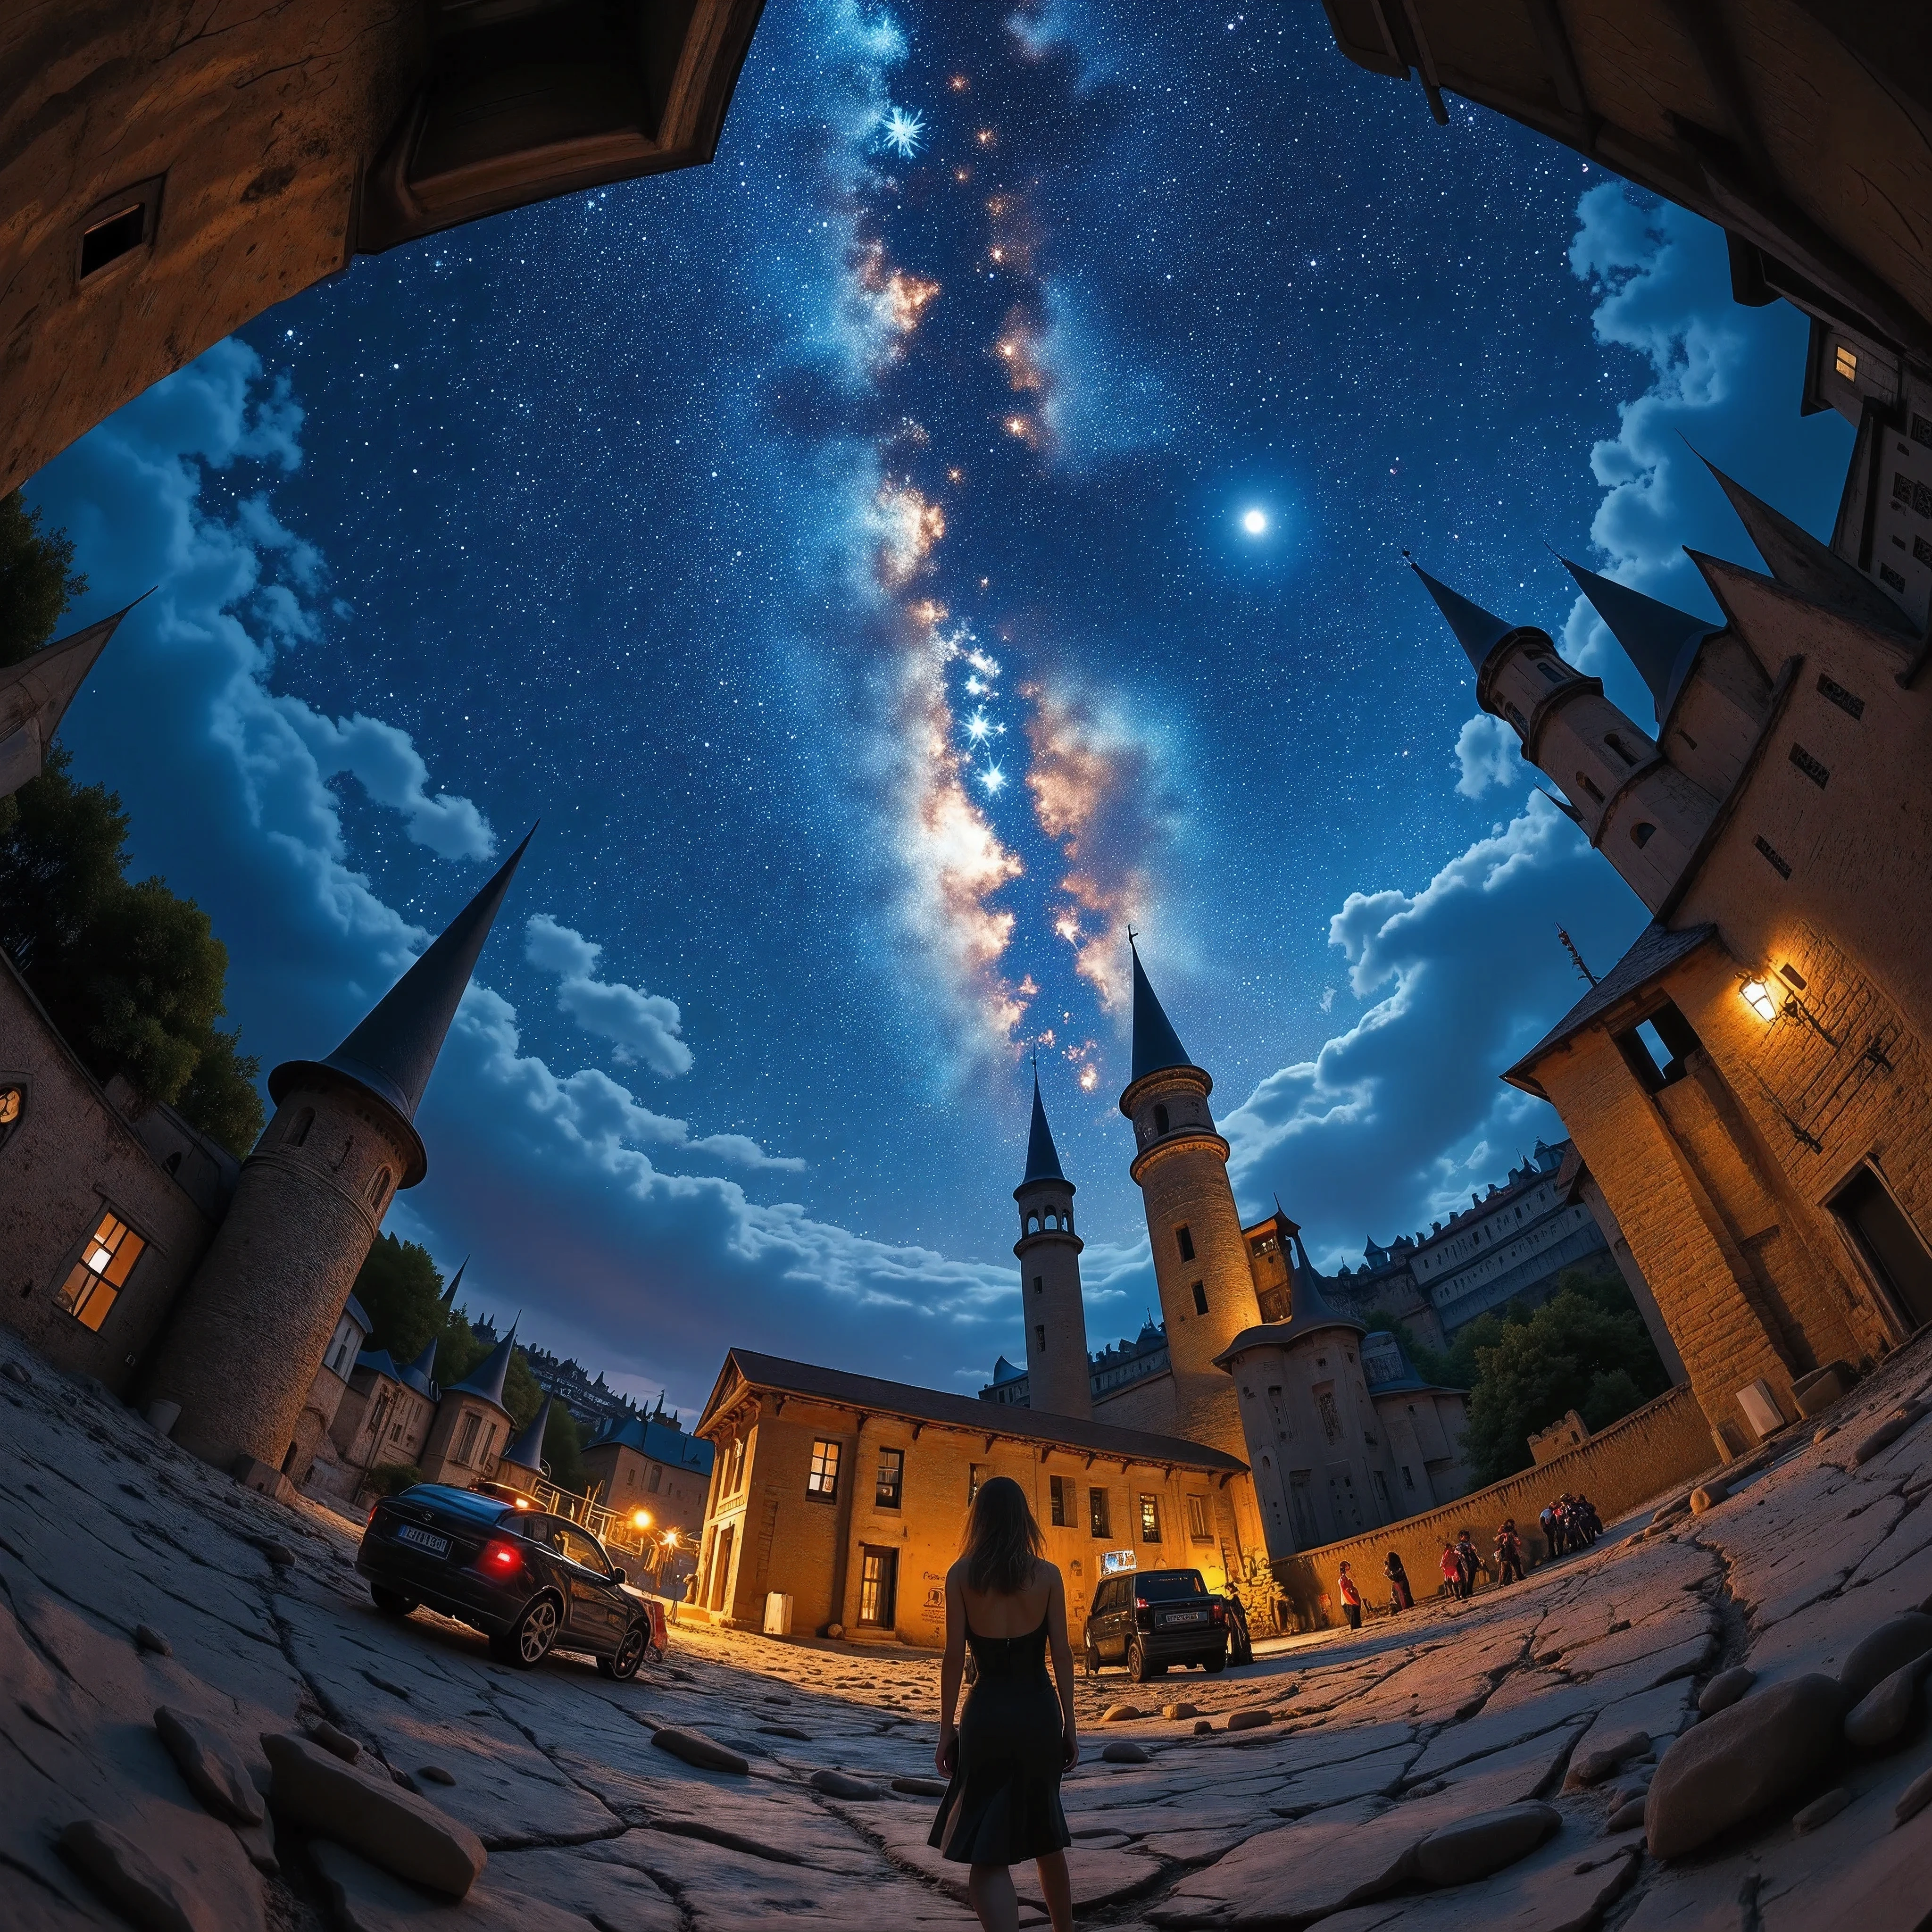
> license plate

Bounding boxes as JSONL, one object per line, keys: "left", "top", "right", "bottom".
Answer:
{"left": 1165, "top": 1609, "right": 1207, "bottom": 1625}
{"left": 396, "top": 1525, "right": 448, "bottom": 1557}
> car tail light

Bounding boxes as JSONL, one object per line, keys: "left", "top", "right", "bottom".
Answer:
{"left": 1210, "top": 1602, "right": 1226, "bottom": 1624}
{"left": 366, "top": 1501, "right": 383, "bottom": 1527}
{"left": 1134, "top": 1596, "right": 1152, "bottom": 1631}
{"left": 481, "top": 1538, "right": 524, "bottom": 1576}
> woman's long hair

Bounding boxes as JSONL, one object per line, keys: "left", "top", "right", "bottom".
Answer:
{"left": 960, "top": 1475, "right": 1044, "bottom": 1595}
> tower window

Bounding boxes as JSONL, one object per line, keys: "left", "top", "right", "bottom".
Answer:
{"left": 1630, "top": 821, "right": 1656, "bottom": 848}
{"left": 55, "top": 1209, "right": 145, "bottom": 1332}
{"left": 366, "top": 1166, "right": 391, "bottom": 1207}
{"left": 1574, "top": 771, "right": 1605, "bottom": 804}
{"left": 285, "top": 1107, "right": 314, "bottom": 1148}
{"left": 1537, "top": 662, "right": 1562, "bottom": 683}
{"left": 1175, "top": 1225, "right": 1195, "bottom": 1262}
{"left": 1604, "top": 733, "right": 1638, "bottom": 767}
{"left": 1153, "top": 1103, "right": 1170, "bottom": 1135}
{"left": 1835, "top": 343, "right": 1858, "bottom": 380}
{"left": 1033, "top": 1274, "right": 1043, "bottom": 1295}
{"left": 1034, "top": 1324, "right": 1046, "bottom": 1353}
{"left": 1191, "top": 1281, "right": 1208, "bottom": 1316}
{"left": 807, "top": 1438, "right": 841, "bottom": 1499}
{"left": 79, "top": 203, "right": 147, "bottom": 279}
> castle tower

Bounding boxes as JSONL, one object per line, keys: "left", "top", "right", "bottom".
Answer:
{"left": 1014, "top": 1070, "right": 1091, "bottom": 1422}
{"left": 145, "top": 832, "right": 532, "bottom": 1477}
{"left": 421, "top": 1324, "right": 518, "bottom": 1488}
{"left": 1412, "top": 565, "right": 1720, "bottom": 913}
{"left": 1118, "top": 941, "right": 1261, "bottom": 1460}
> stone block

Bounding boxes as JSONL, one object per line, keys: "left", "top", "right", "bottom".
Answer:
{"left": 1411, "top": 1801, "right": 1560, "bottom": 1886}
{"left": 651, "top": 1726, "right": 750, "bottom": 1774}
{"left": 57, "top": 1816, "right": 217, "bottom": 1932}
{"left": 1838, "top": 1611, "right": 1932, "bottom": 1704}
{"left": 1793, "top": 1362, "right": 1854, "bottom": 1418}
{"left": 156, "top": 1706, "right": 265, "bottom": 1825}
{"left": 232, "top": 1457, "right": 294, "bottom": 1504}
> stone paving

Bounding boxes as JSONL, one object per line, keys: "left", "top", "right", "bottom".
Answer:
{"left": 4, "top": 1324, "right": 1931, "bottom": 1932}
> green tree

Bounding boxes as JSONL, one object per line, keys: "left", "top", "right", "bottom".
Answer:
{"left": 1457, "top": 1273, "right": 1671, "bottom": 1485}
{"left": 0, "top": 497, "right": 261, "bottom": 1153}
{"left": 0, "top": 490, "right": 86, "bottom": 669}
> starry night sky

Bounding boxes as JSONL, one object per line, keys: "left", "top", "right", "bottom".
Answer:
{"left": 29, "top": 2, "right": 1855, "bottom": 1413}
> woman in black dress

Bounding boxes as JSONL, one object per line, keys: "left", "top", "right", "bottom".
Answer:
{"left": 929, "top": 1475, "right": 1077, "bottom": 1932}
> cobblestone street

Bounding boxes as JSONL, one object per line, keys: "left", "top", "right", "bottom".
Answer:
{"left": 4, "top": 1325, "right": 1930, "bottom": 1931}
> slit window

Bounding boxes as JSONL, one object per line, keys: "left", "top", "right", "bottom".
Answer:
{"left": 1034, "top": 1323, "right": 1047, "bottom": 1353}
{"left": 1153, "top": 1103, "right": 1170, "bottom": 1135}
{"left": 55, "top": 1210, "right": 145, "bottom": 1331}
{"left": 285, "top": 1107, "right": 314, "bottom": 1147}
{"left": 79, "top": 204, "right": 147, "bottom": 279}
{"left": 1575, "top": 771, "right": 1605, "bottom": 804}
{"left": 1604, "top": 732, "right": 1638, "bottom": 767}
{"left": 1175, "top": 1224, "right": 1195, "bottom": 1263}
{"left": 1191, "top": 1280, "right": 1208, "bottom": 1316}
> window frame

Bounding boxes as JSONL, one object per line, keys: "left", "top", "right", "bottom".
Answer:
{"left": 54, "top": 1206, "right": 147, "bottom": 1332}
{"left": 1049, "top": 1474, "right": 1070, "bottom": 1526}
{"left": 806, "top": 1437, "right": 841, "bottom": 1501}
{"left": 874, "top": 1445, "right": 905, "bottom": 1511}
{"left": 1139, "top": 1493, "right": 1162, "bottom": 1544}
{"left": 1088, "top": 1486, "right": 1111, "bottom": 1538}
{"left": 1175, "top": 1224, "right": 1195, "bottom": 1263}
{"left": 1185, "top": 1493, "right": 1211, "bottom": 1543}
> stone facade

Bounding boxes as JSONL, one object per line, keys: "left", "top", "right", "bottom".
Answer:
{"left": 142, "top": 1077, "right": 414, "bottom": 1473}
{"left": 0, "top": 955, "right": 229, "bottom": 1396}
{"left": 328, "top": 1353, "right": 439, "bottom": 1491}
{"left": 1014, "top": 1150, "right": 1091, "bottom": 1422}
{"left": 579, "top": 1412, "right": 716, "bottom": 1556}
{"left": 0, "top": 1, "right": 766, "bottom": 500}
{"left": 694, "top": 1350, "right": 1248, "bottom": 1642}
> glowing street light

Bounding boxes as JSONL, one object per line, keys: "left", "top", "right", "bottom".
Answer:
{"left": 1741, "top": 978, "right": 1777, "bottom": 1022}
{"left": 632, "top": 1508, "right": 653, "bottom": 1531}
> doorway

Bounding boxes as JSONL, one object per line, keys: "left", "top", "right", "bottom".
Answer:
{"left": 858, "top": 1546, "right": 898, "bottom": 1628}
{"left": 1830, "top": 1166, "right": 1932, "bottom": 1331}
{"left": 708, "top": 1524, "right": 735, "bottom": 1612}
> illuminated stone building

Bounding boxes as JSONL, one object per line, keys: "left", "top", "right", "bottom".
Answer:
{"left": 1417, "top": 448, "right": 1932, "bottom": 1456}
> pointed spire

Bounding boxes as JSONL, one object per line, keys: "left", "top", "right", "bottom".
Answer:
{"left": 0, "top": 603, "right": 141, "bottom": 799}
{"left": 1560, "top": 558, "right": 1720, "bottom": 722}
{"left": 400, "top": 1334, "right": 439, "bottom": 1396}
{"left": 1127, "top": 938, "right": 1194, "bottom": 1085}
{"left": 268, "top": 828, "right": 534, "bottom": 1185}
{"left": 499, "top": 1394, "right": 551, "bottom": 1472}
{"left": 1017, "top": 1067, "right": 1071, "bottom": 1191}
{"left": 448, "top": 1321, "right": 516, "bottom": 1410}
{"left": 1408, "top": 562, "right": 1517, "bottom": 672}
{"left": 440, "top": 1257, "right": 467, "bottom": 1308}
{"left": 1696, "top": 453, "right": 1913, "bottom": 635}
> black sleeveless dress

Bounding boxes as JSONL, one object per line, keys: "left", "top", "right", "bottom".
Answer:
{"left": 928, "top": 1615, "right": 1072, "bottom": 1865}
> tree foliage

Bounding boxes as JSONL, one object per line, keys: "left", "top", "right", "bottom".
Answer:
{"left": 0, "top": 496, "right": 261, "bottom": 1153}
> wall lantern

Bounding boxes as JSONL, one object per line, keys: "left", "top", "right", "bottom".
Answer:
{"left": 1741, "top": 979, "right": 1778, "bottom": 1022}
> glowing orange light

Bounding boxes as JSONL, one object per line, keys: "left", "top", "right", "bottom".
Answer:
{"left": 1006, "top": 416, "right": 1026, "bottom": 435}
{"left": 632, "top": 1509, "right": 653, "bottom": 1530}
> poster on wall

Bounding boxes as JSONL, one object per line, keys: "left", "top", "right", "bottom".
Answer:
{"left": 1101, "top": 1549, "right": 1138, "bottom": 1576}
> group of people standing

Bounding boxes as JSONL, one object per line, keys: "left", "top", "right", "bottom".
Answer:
{"left": 1330, "top": 1491, "right": 1609, "bottom": 1631}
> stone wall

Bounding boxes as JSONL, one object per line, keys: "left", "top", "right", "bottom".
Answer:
{"left": 1269, "top": 1384, "right": 1716, "bottom": 1624}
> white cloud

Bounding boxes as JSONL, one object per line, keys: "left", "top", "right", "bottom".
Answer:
{"left": 524, "top": 913, "right": 693, "bottom": 1078}
{"left": 1453, "top": 712, "right": 1525, "bottom": 799}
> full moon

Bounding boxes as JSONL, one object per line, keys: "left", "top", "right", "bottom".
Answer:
{"left": 1241, "top": 507, "right": 1268, "bottom": 535}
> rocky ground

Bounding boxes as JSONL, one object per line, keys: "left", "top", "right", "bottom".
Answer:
{"left": 4, "top": 1325, "right": 1931, "bottom": 1932}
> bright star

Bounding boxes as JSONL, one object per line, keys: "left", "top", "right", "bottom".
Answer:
{"left": 965, "top": 709, "right": 992, "bottom": 745}
{"left": 979, "top": 763, "right": 1006, "bottom": 795}
{"left": 1241, "top": 507, "right": 1268, "bottom": 535}
{"left": 881, "top": 106, "right": 924, "bottom": 159}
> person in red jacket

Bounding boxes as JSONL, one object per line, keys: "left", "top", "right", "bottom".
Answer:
{"left": 1337, "top": 1561, "right": 1362, "bottom": 1630}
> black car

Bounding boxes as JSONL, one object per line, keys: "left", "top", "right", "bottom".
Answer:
{"left": 357, "top": 1485, "right": 653, "bottom": 1676}
{"left": 1082, "top": 1568, "right": 1229, "bottom": 1681}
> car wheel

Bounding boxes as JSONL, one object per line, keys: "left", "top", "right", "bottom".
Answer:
{"left": 598, "top": 1622, "right": 649, "bottom": 1682}
{"left": 1203, "top": 1649, "right": 1227, "bottom": 1674}
{"left": 490, "top": 1595, "right": 561, "bottom": 1669}
{"left": 370, "top": 1584, "right": 416, "bottom": 1617}
{"left": 1127, "top": 1637, "right": 1153, "bottom": 1683}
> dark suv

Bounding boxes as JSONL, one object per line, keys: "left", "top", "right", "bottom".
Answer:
{"left": 358, "top": 1484, "right": 653, "bottom": 1676}
{"left": 1082, "top": 1568, "right": 1229, "bottom": 1680}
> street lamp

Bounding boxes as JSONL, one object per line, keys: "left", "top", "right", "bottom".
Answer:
{"left": 1740, "top": 978, "right": 1777, "bottom": 1022}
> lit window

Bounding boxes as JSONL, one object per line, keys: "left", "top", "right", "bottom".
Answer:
{"left": 1089, "top": 1487, "right": 1111, "bottom": 1537}
{"left": 968, "top": 1462, "right": 988, "bottom": 1503}
{"left": 56, "top": 1210, "right": 145, "bottom": 1331}
{"left": 1139, "top": 1494, "right": 1162, "bottom": 1542}
{"left": 1835, "top": 344, "right": 1858, "bottom": 380}
{"left": 807, "top": 1438, "right": 841, "bottom": 1499}
{"left": 1185, "top": 1494, "right": 1211, "bottom": 1542}
{"left": 875, "top": 1447, "right": 904, "bottom": 1510}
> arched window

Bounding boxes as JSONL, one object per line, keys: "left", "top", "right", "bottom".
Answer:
{"left": 1027, "top": 1213, "right": 1041, "bottom": 1234}
{"left": 1154, "top": 1104, "right": 1170, "bottom": 1135}
{"left": 1537, "top": 661, "right": 1564, "bottom": 684}
{"left": 1630, "top": 821, "right": 1657, "bottom": 848}
{"left": 1604, "top": 733, "right": 1638, "bottom": 767}
{"left": 1575, "top": 771, "right": 1606, "bottom": 804}
{"left": 366, "top": 1166, "right": 391, "bottom": 1208}
{"left": 285, "top": 1107, "right": 314, "bottom": 1148}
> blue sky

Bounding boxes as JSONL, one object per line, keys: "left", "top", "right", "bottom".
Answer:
{"left": 26, "top": 2, "right": 1852, "bottom": 1416}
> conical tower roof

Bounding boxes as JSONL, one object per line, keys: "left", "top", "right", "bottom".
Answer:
{"left": 400, "top": 1335, "right": 439, "bottom": 1397}
{"left": 0, "top": 602, "right": 140, "bottom": 798}
{"left": 1409, "top": 563, "right": 1518, "bottom": 672}
{"left": 499, "top": 1394, "right": 551, "bottom": 1472}
{"left": 1127, "top": 941, "right": 1196, "bottom": 1088}
{"left": 447, "top": 1323, "right": 516, "bottom": 1411}
{"left": 1016, "top": 1069, "right": 1073, "bottom": 1193}
{"left": 1276, "top": 1236, "right": 1366, "bottom": 1345}
{"left": 440, "top": 1257, "right": 468, "bottom": 1308}
{"left": 269, "top": 829, "right": 534, "bottom": 1186}
{"left": 1697, "top": 455, "right": 1912, "bottom": 635}
{"left": 1561, "top": 558, "right": 1720, "bottom": 722}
